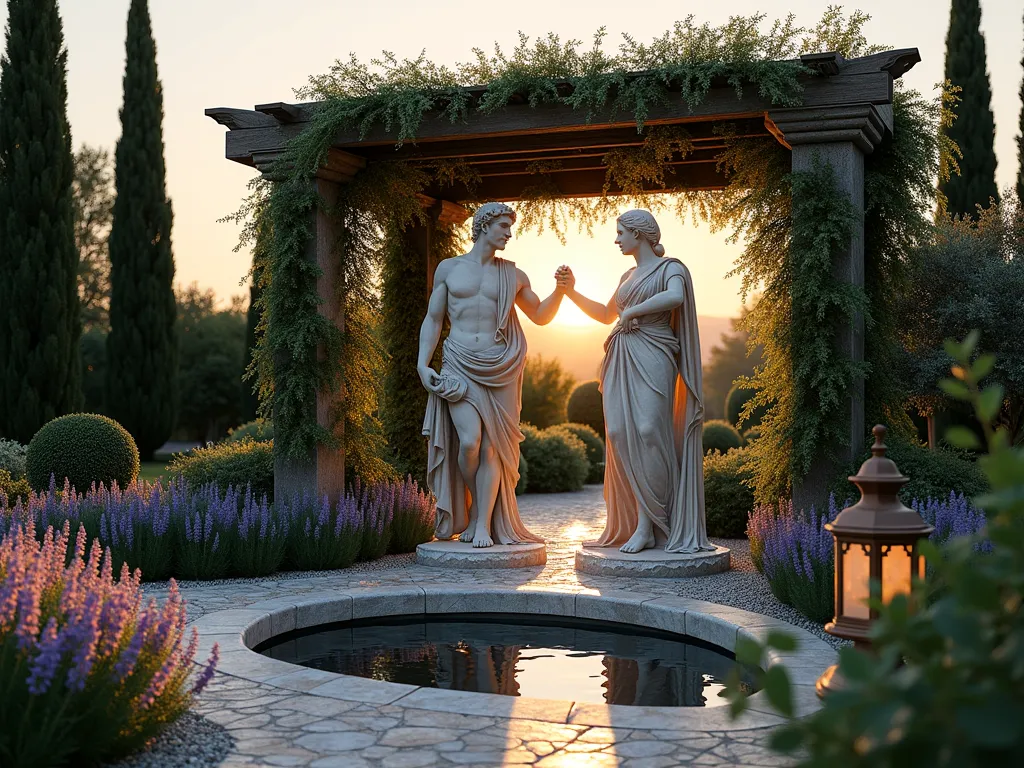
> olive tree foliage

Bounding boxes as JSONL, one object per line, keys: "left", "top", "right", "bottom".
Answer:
{"left": 521, "top": 355, "right": 576, "bottom": 429}
{"left": 900, "top": 202, "right": 1024, "bottom": 446}
{"left": 72, "top": 144, "right": 115, "bottom": 332}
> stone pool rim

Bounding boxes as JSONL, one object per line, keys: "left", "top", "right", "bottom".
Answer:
{"left": 190, "top": 585, "right": 837, "bottom": 731}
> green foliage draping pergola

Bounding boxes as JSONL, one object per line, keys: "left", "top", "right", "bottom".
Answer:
{"left": 230, "top": 10, "right": 952, "bottom": 500}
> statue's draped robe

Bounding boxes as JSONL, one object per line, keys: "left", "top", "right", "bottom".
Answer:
{"left": 422, "top": 258, "right": 541, "bottom": 544}
{"left": 589, "top": 257, "right": 714, "bottom": 553}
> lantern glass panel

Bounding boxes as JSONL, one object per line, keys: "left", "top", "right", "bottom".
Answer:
{"left": 881, "top": 544, "right": 912, "bottom": 604}
{"left": 842, "top": 542, "right": 871, "bottom": 620}
{"left": 918, "top": 551, "right": 926, "bottom": 580}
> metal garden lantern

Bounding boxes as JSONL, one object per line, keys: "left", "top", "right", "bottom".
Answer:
{"left": 816, "top": 425, "right": 934, "bottom": 696}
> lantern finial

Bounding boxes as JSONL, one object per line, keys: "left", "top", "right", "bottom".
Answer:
{"left": 870, "top": 424, "right": 887, "bottom": 458}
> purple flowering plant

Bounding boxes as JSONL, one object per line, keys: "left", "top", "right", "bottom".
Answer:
{"left": 282, "top": 488, "right": 362, "bottom": 571}
{"left": 748, "top": 491, "right": 987, "bottom": 623}
{"left": 0, "top": 475, "right": 435, "bottom": 583}
{"left": 386, "top": 476, "right": 437, "bottom": 555}
{"left": 0, "top": 519, "right": 217, "bottom": 767}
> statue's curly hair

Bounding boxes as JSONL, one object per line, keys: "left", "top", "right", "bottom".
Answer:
{"left": 617, "top": 209, "right": 665, "bottom": 256}
{"left": 471, "top": 202, "right": 517, "bottom": 242}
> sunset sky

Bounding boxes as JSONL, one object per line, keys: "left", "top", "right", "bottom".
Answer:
{"left": 2, "top": 1, "right": 1021, "bottom": 333}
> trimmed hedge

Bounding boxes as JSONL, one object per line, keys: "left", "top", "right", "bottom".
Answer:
{"left": 520, "top": 424, "right": 589, "bottom": 493}
{"left": 559, "top": 422, "right": 605, "bottom": 483}
{"left": 26, "top": 413, "right": 140, "bottom": 492}
{"left": 566, "top": 381, "right": 604, "bottom": 439}
{"left": 703, "top": 447, "right": 755, "bottom": 538}
{"left": 226, "top": 419, "right": 274, "bottom": 443}
{"left": 830, "top": 438, "right": 988, "bottom": 505}
{"left": 702, "top": 420, "right": 743, "bottom": 455}
{"left": 516, "top": 453, "right": 529, "bottom": 496}
{"left": 167, "top": 439, "right": 274, "bottom": 499}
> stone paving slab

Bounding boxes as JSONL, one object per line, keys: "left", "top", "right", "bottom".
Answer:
{"left": 161, "top": 487, "right": 822, "bottom": 766}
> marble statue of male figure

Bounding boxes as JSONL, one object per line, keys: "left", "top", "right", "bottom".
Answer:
{"left": 418, "top": 202, "right": 563, "bottom": 547}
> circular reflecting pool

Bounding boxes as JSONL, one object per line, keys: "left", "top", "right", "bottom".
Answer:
{"left": 256, "top": 613, "right": 757, "bottom": 707}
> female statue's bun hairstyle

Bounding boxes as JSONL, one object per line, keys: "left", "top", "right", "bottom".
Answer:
{"left": 617, "top": 209, "right": 665, "bottom": 256}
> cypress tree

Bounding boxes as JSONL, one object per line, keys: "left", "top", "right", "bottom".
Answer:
{"left": 1018, "top": 13, "right": 1024, "bottom": 205}
{"left": 0, "top": 0, "right": 82, "bottom": 442}
{"left": 940, "top": 0, "right": 999, "bottom": 218}
{"left": 106, "top": 0, "right": 177, "bottom": 460}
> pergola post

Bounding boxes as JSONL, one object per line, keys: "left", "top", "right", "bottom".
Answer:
{"left": 273, "top": 175, "right": 346, "bottom": 506}
{"left": 249, "top": 150, "right": 366, "bottom": 507}
{"left": 767, "top": 104, "right": 888, "bottom": 510}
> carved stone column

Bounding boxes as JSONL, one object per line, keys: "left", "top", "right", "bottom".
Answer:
{"left": 766, "top": 104, "right": 888, "bottom": 510}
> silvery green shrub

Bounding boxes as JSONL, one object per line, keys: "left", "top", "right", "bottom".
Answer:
{"left": 0, "top": 438, "right": 27, "bottom": 480}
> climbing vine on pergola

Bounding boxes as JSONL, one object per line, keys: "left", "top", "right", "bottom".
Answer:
{"left": 211, "top": 10, "right": 952, "bottom": 508}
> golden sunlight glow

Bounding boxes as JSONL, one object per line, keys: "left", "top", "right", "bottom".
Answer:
{"left": 562, "top": 520, "right": 593, "bottom": 542}
{"left": 552, "top": 304, "right": 595, "bottom": 327}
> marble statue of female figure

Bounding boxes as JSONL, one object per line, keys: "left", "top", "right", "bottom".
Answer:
{"left": 555, "top": 210, "right": 714, "bottom": 554}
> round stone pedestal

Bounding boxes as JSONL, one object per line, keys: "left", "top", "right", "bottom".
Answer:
{"left": 416, "top": 540, "right": 547, "bottom": 569}
{"left": 575, "top": 545, "right": 730, "bottom": 578}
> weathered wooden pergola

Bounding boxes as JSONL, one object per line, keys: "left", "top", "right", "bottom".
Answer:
{"left": 207, "top": 48, "right": 920, "bottom": 509}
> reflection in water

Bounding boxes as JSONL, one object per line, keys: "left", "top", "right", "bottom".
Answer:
{"left": 259, "top": 615, "right": 757, "bottom": 707}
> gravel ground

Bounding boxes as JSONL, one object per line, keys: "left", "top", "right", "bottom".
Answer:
{"left": 103, "top": 712, "right": 233, "bottom": 768}
{"left": 695, "top": 537, "right": 848, "bottom": 651}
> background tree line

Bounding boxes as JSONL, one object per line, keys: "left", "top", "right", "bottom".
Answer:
{"left": 0, "top": 0, "right": 254, "bottom": 456}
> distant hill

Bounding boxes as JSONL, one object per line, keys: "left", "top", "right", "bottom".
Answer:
{"left": 521, "top": 315, "right": 734, "bottom": 382}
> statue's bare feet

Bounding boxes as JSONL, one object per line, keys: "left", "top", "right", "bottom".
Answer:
{"left": 473, "top": 524, "right": 493, "bottom": 548}
{"left": 459, "top": 510, "right": 477, "bottom": 542}
{"left": 620, "top": 529, "right": 655, "bottom": 553}
{"left": 620, "top": 518, "right": 656, "bottom": 553}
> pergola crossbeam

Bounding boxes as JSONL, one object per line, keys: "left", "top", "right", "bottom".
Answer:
{"left": 206, "top": 47, "right": 920, "bottom": 506}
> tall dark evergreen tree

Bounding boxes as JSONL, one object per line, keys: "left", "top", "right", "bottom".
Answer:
{"left": 106, "top": 0, "right": 177, "bottom": 460}
{"left": 0, "top": 0, "right": 82, "bottom": 442}
{"left": 1017, "top": 13, "right": 1024, "bottom": 205}
{"left": 940, "top": 0, "right": 999, "bottom": 218}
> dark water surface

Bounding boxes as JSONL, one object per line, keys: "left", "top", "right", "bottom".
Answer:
{"left": 257, "top": 614, "right": 757, "bottom": 707}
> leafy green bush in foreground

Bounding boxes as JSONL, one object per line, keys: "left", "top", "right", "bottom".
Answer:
{"left": 725, "top": 335, "right": 1024, "bottom": 766}
{"left": 0, "top": 438, "right": 27, "bottom": 480}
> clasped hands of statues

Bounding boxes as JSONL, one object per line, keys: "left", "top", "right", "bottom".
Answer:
{"left": 554, "top": 265, "right": 642, "bottom": 333}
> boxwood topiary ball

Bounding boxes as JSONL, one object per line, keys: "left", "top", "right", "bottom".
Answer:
{"left": 566, "top": 381, "right": 604, "bottom": 439}
{"left": 27, "top": 413, "right": 140, "bottom": 492}
{"left": 702, "top": 419, "right": 743, "bottom": 455}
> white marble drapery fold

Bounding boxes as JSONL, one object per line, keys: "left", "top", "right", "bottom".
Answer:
{"left": 589, "top": 257, "right": 713, "bottom": 553}
{"left": 422, "top": 258, "right": 541, "bottom": 545}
